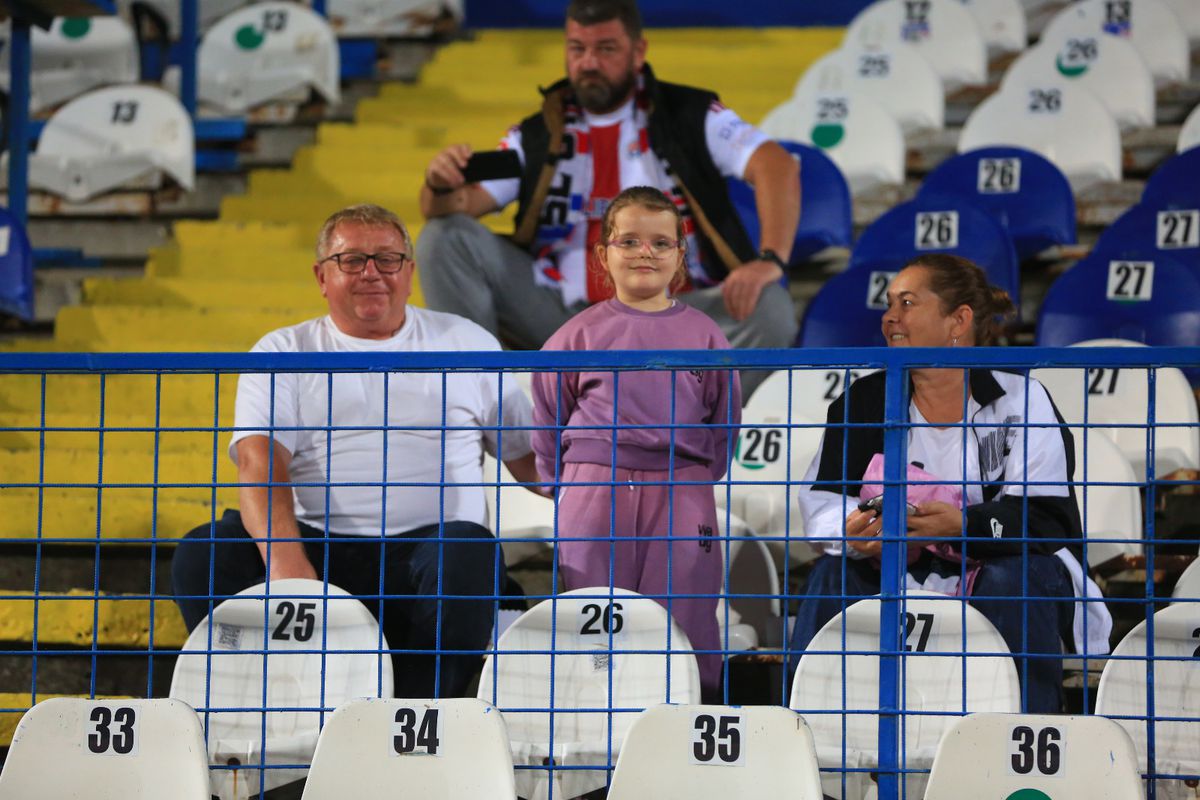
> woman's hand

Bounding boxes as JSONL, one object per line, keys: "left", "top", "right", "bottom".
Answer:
{"left": 907, "top": 501, "right": 965, "bottom": 541}
{"left": 844, "top": 507, "right": 884, "bottom": 557}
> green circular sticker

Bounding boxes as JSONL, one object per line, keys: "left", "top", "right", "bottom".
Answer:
{"left": 60, "top": 18, "right": 91, "bottom": 39}
{"left": 1054, "top": 54, "right": 1088, "bottom": 78}
{"left": 811, "top": 124, "right": 845, "bottom": 149}
{"left": 235, "top": 24, "right": 265, "bottom": 50}
{"left": 1006, "top": 789, "right": 1053, "bottom": 800}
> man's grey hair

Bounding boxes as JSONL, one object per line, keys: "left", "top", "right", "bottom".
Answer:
{"left": 316, "top": 204, "right": 413, "bottom": 259}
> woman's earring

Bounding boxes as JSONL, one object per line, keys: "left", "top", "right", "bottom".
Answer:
{"left": 952, "top": 336, "right": 959, "bottom": 347}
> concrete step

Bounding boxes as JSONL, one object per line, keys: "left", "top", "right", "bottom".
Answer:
{"left": 0, "top": 372, "right": 237, "bottom": 417}
{"left": 0, "top": 447, "right": 238, "bottom": 490}
{"left": 0, "top": 488, "right": 233, "bottom": 542}
{"left": 0, "top": 590, "right": 186, "bottom": 649}
{"left": 0, "top": 411, "right": 234, "bottom": 452}
{"left": 53, "top": 306, "right": 314, "bottom": 350}
{"left": 83, "top": 278, "right": 327, "bottom": 312}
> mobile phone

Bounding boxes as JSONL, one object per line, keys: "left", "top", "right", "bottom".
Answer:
{"left": 857, "top": 496, "right": 917, "bottom": 515}
{"left": 461, "top": 150, "right": 522, "bottom": 183}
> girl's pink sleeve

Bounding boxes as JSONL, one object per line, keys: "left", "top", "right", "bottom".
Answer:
{"left": 707, "top": 364, "right": 742, "bottom": 482}
{"left": 532, "top": 360, "right": 577, "bottom": 483}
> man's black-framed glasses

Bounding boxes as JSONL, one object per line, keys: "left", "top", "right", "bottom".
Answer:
{"left": 321, "top": 251, "right": 411, "bottom": 273}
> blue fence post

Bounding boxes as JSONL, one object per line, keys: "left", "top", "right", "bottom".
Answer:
{"left": 876, "top": 354, "right": 908, "bottom": 798}
{"left": 5, "top": 17, "right": 32, "bottom": 226}
{"left": 311, "top": 0, "right": 327, "bottom": 16}
{"left": 179, "top": 0, "right": 199, "bottom": 117}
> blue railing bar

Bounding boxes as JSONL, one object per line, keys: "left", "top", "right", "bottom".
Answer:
{"left": 180, "top": 0, "right": 198, "bottom": 117}
{"left": 2, "top": 345, "right": 1199, "bottom": 373}
{"left": 5, "top": 16, "right": 32, "bottom": 226}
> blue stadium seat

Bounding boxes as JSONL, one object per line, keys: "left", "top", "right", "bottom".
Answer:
{"left": 726, "top": 141, "right": 853, "bottom": 264}
{"left": 797, "top": 265, "right": 893, "bottom": 347}
{"left": 1037, "top": 250, "right": 1200, "bottom": 381}
{"left": 847, "top": 197, "right": 1020, "bottom": 300}
{"left": 0, "top": 208, "right": 34, "bottom": 320}
{"left": 917, "top": 147, "right": 1077, "bottom": 261}
{"left": 1142, "top": 148, "right": 1200, "bottom": 209}
{"left": 1093, "top": 202, "right": 1200, "bottom": 271}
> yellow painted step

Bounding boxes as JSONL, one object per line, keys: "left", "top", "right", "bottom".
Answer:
{"left": 148, "top": 248, "right": 319, "bottom": 280}
{"left": 0, "top": 412, "right": 234, "bottom": 453}
{"left": 247, "top": 168, "right": 425, "bottom": 196}
{"left": 314, "top": 121, "right": 511, "bottom": 150}
{"left": 0, "top": 487, "right": 234, "bottom": 541}
{"left": 83, "top": 278, "right": 328, "bottom": 313}
{"left": 54, "top": 306, "right": 315, "bottom": 350}
{"left": 219, "top": 195, "right": 425, "bottom": 228}
{"left": 0, "top": 372, "right": 238, "bottom": 418}
{"left": 0, "top": 447, "right": 238, "bottom": 489}
{"left": 173, "top": 220, "right": 310, "bottom": 251}
{"left": 0, "top": 590, "right": 188, "bottom": 648}
{"left": 1, "top": 694, "right": 131, "bottom": 747}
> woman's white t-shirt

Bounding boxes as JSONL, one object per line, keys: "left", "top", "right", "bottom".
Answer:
{"left": 230, "top": 309, "right": 533, "bottom": 536}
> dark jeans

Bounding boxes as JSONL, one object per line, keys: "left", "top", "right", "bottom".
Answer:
{"left": 788, "top": 553, "right": 1075, "bottom": 713}
{"left": 171, "top": 509, "right": 503, "bottom": 698}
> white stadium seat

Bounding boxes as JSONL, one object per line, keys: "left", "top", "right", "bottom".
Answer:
{"left": 959, "top": 81, "right": 1122, "bottom": 186}
{"left": 1042, "top": 0, "right": 1189, "bottom": 86}
{"left": 478, "top": 587, "right": 701, "bottom": 800}
{"left": 20, "top": 84, "right": 194, "bottom": 202}
{"left": 715, "top": 523, "right": 783, "bottom": 650}
{"left": 1096, "top": 603, "right": 1200, "bottom": 800}
{"left": 790, "top": 591, "right": 1020, "bottom": 800}
{"left": 1000, "top": 31, "right": 1155, "bottom": 130}
{"left": 1179, "top": 103, "right": 1200, "bottom": 154}
{"left": 606, "top": 704, "right": 824, "bottom": 800}
{"left": 962, "top": 0, "right": 1028, "bottom": 54}
{"left": 326, "top": 0, "right": 463, "bottom": 37}
{"left": 1071, "top": 427, "right": 1144, "bottom": 568}
{"left": 793, "top": 44, "right": 945, "bottom": 134}
{"left": 1171, "top": 558, "right": 1200, "bottom": 605}
{"left": 844, "top": 0, "right": 988, "bottom": 90}
{"left": 760, "top": 92, "right": 904, "bottom": 194}
{"left": 0, "top": 697, "right": 211, "bottom": 800}
{"left": 300, "top": 698, "right": 517, "bottom": 800}
{"left": 1032, "top": 339, "right": 1200, "bottom": 479}
{"left": 170, "top": 579, "right": 393, "bottom": 800}
{"left": 483, "top": 453, "right": 557, "bottom": 566}
{"left": 199, "top": 2, "right": 340, "bottom": 113}
{"left": 925, "top": 713, "right": 1144, "bottom": 799}
{"left": 0, "top": 16, "right": 137, "bottom": 114}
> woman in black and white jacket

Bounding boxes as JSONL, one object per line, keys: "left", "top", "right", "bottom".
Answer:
{"left": 788, "top": 255, "right": 1111, "bottom": 713}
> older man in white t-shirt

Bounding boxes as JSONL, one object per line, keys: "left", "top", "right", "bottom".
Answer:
{"left": 171, "top": 204, "right": 539, "bottom": 698}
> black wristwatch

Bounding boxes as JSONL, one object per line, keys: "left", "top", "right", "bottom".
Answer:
{"left": 758, "top": 249, "right": 787, "bottom": 269}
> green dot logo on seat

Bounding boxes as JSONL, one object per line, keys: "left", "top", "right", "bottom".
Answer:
{"left": 61, "top": 18, "right": 91, "bottom": 39}
{"left": 811, "top": 124, "right": 845, "bottom": 149}
{"left": 1055, "top": 54, "right": 1088, "bottom": 78}
{"left": 235, "top": 25, "right": 266, "bottom": 50}
{"left": 1006, "top": 789, "right": 1053, "bottom": 800}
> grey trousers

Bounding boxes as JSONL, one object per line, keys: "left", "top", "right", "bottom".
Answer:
{"left": 416, "top": 214, "right": 799, "bottom": 397}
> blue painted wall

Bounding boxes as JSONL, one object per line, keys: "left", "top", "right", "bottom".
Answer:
{"left": 463, "top": 0, "right": 871, "bottom": 28}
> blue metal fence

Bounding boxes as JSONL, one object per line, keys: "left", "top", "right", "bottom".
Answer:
{"left": 0, "top": 346, "right": 1197, "bottom": 799}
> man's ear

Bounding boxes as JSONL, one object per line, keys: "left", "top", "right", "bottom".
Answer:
{"left": 633, "top": 36, "right": 647, "bottom": 71}
{"left": 313, "top": 262, "right": 328, "bottom": 297}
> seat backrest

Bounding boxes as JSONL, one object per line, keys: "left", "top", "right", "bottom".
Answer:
{"left": 1142, "top": 149, "right": 1200, "bottom": 209}
{"left": 477, "top": 587, "right": 700, "bottom": 800}
{"left": 606, "top": 704, "right": 823, "bottom": 799}
{"left": 1069, "top": 425, "right": 1144, "bottom": 566}
{"left": 1161, "top": 0, "right": 1200, "bottom": 43}
{"left": 1095, "top": 603, "right": 1200, "bottom": 794}
{"left": 844, "top": 0, "right": 988, "bottom": 89}
{"left": 1180, "top": 104, "right": 1200, "bottom": 154}
{"left": 1000, "top": 31, "right": 1155, "bottom": 130}
{"left": 1035, "top": 255, "right": 1200, "bottom": 382}
{"left": 1170, "top": 558, "right": 1200, "bottom": 604}
{"left": 798, "top": 264, "right": 894, "bottom": 347}
{"left": 793, "top": 44, "right": 945, "bottom": 134}
{"left": 326, "top": 0, "right": 462, "bottom": 37}
{"left": 0, "top": 16, "right": 137, "bottom": 113}
{"left": 199, "top": 2, "right": 340, "bottom": 112}
{"left": 1032, "top": 339, "right": 1200, "bottom": 477}
{"left": 959, "top": 81, "right": 1122, "bottom": 186}
{"left": 726, "top": 140, "right": 853, "bottom": 262}
{"left": 1094, "top": 202, "right": 1200, "bottom": 271}
{"left": 169, "top": 579, "right": 393, "bottom": 796}
{"left": 918, "top": 146, "right": 1076, "bottom": 260}
{"left": 300, "top": 697, "right": 516, "bottom": 800}
{"left": 961, "top": 0, "right": 1028, "bottom": 53}
{"left": 848, "top": 196, "right": 1020, "bottom": 298}
{"left": 0, "top": 697, "right": 211, "bottom": 800}
{"left": 790, "top": 592, "right": 1020, "bottom": 797}
{"left": 35, "top": 84, "right": 195, "bottom": 195}
{"left": 119, "top": 0, "right": 252, "bottom": 36}
{"left": 1042, "top": 0, "right": 1189, "bottom": 85}
{"left": 925, "top": 713, "right": 1144, "bottom": 799}
{"left": 760, "top": 92, "right": 904, "bottom": 194}
{"left": 0, "top": 208, "right": 34, "bottom": 321}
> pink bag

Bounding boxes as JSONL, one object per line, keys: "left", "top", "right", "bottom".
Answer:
{"left": 858, "top": 454, "right": 981, "bottom": 596}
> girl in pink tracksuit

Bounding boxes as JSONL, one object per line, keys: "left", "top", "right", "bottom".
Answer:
{"left": 531, "top": 186, "right": 742, "bottom": 690}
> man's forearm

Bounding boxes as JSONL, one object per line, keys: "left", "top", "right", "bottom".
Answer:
{"left": 747, "top": 144, "right": 801, "bottom": 261}
{"left": 238, "top": 482, "right": 306, "bottom": 568}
